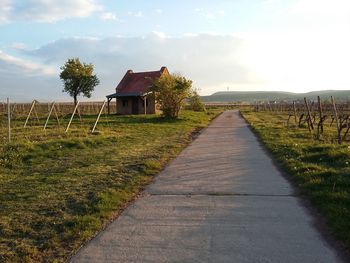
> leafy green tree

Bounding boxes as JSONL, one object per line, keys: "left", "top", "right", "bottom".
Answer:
{"left": 151, "top": 74, "right": 193, "bottom": 118}
{"left": 60, "top": 58, "right": 100, "bottom": 106}
{"left": 188, "top": 90, "right": 206, "bottom": 112}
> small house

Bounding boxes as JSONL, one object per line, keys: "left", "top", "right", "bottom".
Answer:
{"left": 106, "top": 67, "right": 169, "bottom": 115}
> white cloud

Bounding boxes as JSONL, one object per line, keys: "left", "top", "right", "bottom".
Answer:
{"left": 194, "top": 8, "right": 226, "bottom": 20}
{"left": 7, "top": 34, "right": 250, "bottom": 98}
{"left": 3, "top": 31, "right": 350, "bottom": 100}
{"left": 128, "top": 11, "right": 143, "bottom": 18}
{"left": 151, "top": 31, "right": 167, "bottom": 39}
{"left": 155, "top": 9, "right": 163, "bottom": 14}
{"left": 183, "top": 33, "right": 199, "bottom": 37}
{"left": 11, "top": 42, "right": 26, "bottom": 50}
{"left": 290, "top": 0, "right": 350, "bottom": 17}
{"left": 100, "top": 12, "right": 117, "bottom": 21}
{"left": 264, "top": 0, "right": 279, "bottom": 5}
{"left": 0, "top": 50, "right": 55, "bottom": 75}
{"left": 218, "top": 10, "right": 225, "bottom": 16}
{"left": 2, "top": 0, "right": 102, "bottom": 23}
{"left": 205, "top": 12, "right": 214, "bottom": 19}
{"left": 0, "top": 49, "right": 60, "bottom": 100}
{"left": 0, "top": 0, "right": 11, "bottom": 23}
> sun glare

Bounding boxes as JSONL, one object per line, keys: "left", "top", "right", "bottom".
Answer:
{"left": 238, "top": 30, "right": 350, "bottom": 92}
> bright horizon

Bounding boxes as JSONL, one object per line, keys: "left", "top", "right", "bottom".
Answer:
{"left": 1, "top": 0, "right": 350, "bottom": 101}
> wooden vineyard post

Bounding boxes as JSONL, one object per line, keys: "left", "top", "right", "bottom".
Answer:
{"left": 343, "top": 118, "right": 350, "bottom": 141}
{"left": 11, "top": 103, "right": 17, "bottom": 118}
{"left": 33, "top": 102, "right": 40, "bottom": 124}
{"left": 317, "top": 96, "right": 323, "bottom": 120}
{"left": 65, "top": 102, "right": 80, "bottom": 133}
{"left": 316, "top": 96, "right": 323, "bottom": 139}
{"left": 304, "top": 98, "right": 311, "bottom": 132}
{"left": 287, "top": 114, "right": 293, "bottom": 128}
{"left": 304, "top": 97, "right": 314, "bottom": 131}
{"left": 24, "top": 100, "right": 36, "bottom": 128}
{"left": 91, "top": 101, "right": 106, "bottom": 133}
{"left": 331, "top": 96, "right": 341, "bottom": 144}
{"left": 43, "top": 102, "right": 55, "bottom": 130}
{"left": 293, "top": 101, "right": 297, "bottom": 126}
{"left": 7, "top": 98, "right": 11, "bottom": 143}
{"left": 53, "top": 105, "right": 60, "bottom": 127}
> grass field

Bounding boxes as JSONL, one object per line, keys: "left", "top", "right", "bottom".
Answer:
{"left": 242, "top": 111, "right": 350, "bottom": 251}
{"left": 0, "top": 109, "right": 221, "bottom": 262}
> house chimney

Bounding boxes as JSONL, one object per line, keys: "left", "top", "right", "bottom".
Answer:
{"left": 160, "top": 66, "right": 168, "bottom": 74}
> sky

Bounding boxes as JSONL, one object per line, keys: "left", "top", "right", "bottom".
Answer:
{"left": 0, "top": 0, "right": 350, "bottom": 101}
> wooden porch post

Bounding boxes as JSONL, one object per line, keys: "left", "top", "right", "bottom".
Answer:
{"left": 107, "top": 98, "right": 111, "bottom": 115}
{"left": 144, "top": 96, "right": 147, "bottom": 115}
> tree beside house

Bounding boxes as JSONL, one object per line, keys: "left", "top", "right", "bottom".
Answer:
{"left": 60, "top": 58, "right": 100, "bottom": 106}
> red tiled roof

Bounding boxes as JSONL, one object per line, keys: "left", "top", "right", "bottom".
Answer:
{"left": 116, "top": 67, "right": 168, "bottom": 95}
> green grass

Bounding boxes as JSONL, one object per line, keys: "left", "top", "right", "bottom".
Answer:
{"left": 241, "top": 110, "right": 350, "bottom": 250}
{"left": 0, "top": 110, "right": 221, "bottom": 262}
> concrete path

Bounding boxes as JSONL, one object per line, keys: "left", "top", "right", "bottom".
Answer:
{"left": 71, "top": 111, "right": 344, "bottom": 263}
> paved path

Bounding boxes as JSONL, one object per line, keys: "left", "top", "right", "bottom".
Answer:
{"left": 72, "top": 111, "right": 344, "bottom": 263}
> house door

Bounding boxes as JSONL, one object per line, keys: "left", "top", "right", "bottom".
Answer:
{"left": 132, "top": 97, "right": 139, "bottom": 114}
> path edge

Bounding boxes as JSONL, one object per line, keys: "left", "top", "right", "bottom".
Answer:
{"left": 239, "top": 110, "right": 350, "bottom": 262}
{"left": 67, "top": 111, "right": 224, "bottom": 262}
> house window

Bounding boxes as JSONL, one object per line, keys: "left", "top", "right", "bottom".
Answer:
{"left": 122, "top": 99, "right": 128, "bottom": 107}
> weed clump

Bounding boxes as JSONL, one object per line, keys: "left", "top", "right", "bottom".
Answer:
{"left": 0, "top": 144, "right": 23, "bottom": 168}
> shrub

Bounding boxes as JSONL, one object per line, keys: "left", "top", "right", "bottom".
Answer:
{"left": 188, "top": 91, "right": 206, "bottom": 112}
{"left": 150, "top": 74, "right": 192, "bottom": 118}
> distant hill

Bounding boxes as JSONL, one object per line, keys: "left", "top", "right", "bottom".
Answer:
{"left": 201, "top": 90, "right": 350, "bottom": 103}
